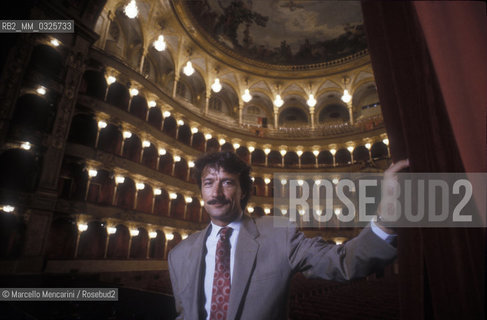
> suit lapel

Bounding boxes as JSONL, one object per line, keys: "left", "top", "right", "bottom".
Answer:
{"left": 227, "top": 215, "right": 260, "bottom": 320}
{"left": 186, "top": 224, "right": 211, "bottom": 320}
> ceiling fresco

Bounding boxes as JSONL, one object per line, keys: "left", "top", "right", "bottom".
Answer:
{"left": 183, "top": 0, "right": 366, "bottom": 65}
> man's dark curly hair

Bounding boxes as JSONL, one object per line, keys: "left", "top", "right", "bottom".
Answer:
{"left": 193, "top": 151, "right": 252, "bottom": 211}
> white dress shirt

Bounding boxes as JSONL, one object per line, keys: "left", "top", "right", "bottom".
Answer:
{"left": 202, "top": 217, "right": 393, "bottom": 318}
{"left": 203, "top": 219, "right": 241, "bottom": 319}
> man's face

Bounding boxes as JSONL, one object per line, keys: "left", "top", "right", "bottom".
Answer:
{"left": 201, "top": 166, "right": 244, "bottom": 226}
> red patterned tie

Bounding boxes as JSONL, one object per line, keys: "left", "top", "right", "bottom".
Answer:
{"left": 210, "top": 227, "right": 233, "bottom": 320}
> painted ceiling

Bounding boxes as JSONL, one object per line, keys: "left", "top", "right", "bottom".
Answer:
{"left": 183, "top": 0, "right": 366, "bottom": 66}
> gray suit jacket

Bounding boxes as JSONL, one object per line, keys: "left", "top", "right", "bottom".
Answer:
{"left": 168, "top": 215, "right": 396, "bottom": 320}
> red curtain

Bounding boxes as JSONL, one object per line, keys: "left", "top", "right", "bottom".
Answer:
{"left": 362, "top": 1, "right": 485, "bottom": 319}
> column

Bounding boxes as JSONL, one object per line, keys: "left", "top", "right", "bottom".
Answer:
{"left": 274, "top": 107, "right": 279, "bottom": 129}
{"left": 347, "top": 102, "right": 354, "bottom": 125}
{"left": 205, "top": 87, "right": 211, "bottom": 114}
{"left": 310, "top": 107, "right": 315, "bottom": 129}
{"left": 239, "top": 101, "right": 244, "bottom": 125}
{"left": 172, "top": 74, "right": 180, "bottom": 98}
{"left": 139, "top": 46, "right": 148, "bottom": 74}
{"left": 146, "top": 237, "right": 151, "bottom": 259}
{"left": 127, "top": 236, "right": 133, "bottom": 259}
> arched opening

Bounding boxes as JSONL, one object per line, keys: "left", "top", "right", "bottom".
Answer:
{"left": 162, "top": 116, "right": 177, "bottom": 138}
{"left": 115, "top": 178, "right": 135, "bottom": 210}
{"left": 153, "top": 189, "right": 169, "bottom": 216}
{"left": 106, "top": 82, "right": 129, "bottom": 110}
{"left": 371, "top": 142, "right": 388, "bottom": 159}
{"left": 129, "top": 95, "right": 148, "bottom": 121}
{"left": 68, "top": 114, "right": 97, "bottom": 147}
{"left": 354, "top": 145, "right": 370, "bottom": 163}
{"left": 122, "top": 134, "right": 142, "bottom": 163}
{"left": 251, "top": 149, "right": 265, "bottom": 166}
{"left": 27, "top": 44, "right": 64, "bottom": 79}
{"left": 130, "top": 228, "right": 148, "bottom": 259}
{"left": 174, "top": 158, "right": 188, "bottom": 181}
{"left": 86, "top": 169, "right": 114, "bottom": 206}
{"left": 10, "top": 94, "right": 55, "bottom": 139}
{"left": 318, "top": 103, "right": 350, "bottom": 123}
{"left": 80, "top": 70, "right": 107, "bottom": 100}
{"left": 141, "top": 144, "right": 158, "bottom": 169}
{"left": 78, "top": 221, "right": 106, "bottom": 259}
{"left": 302, "top": 151, "right": 315, "bottom": 168}
{"left": 284, "top": 152, "right": 299, "bottom": 168}
{"left": 268, "top": 151, "right": 282, "bottom": 167}
{"left": 335, "top": 148, "right": 351, "bottom": 165}
{"left": 147, "top": 107, "right": 163, "bottom": 130}
{"left": 107, "top": 224, "right": 129, "bottom": 259}
{"left": 136, "top": 185, "right": 153, "bottom": 214}
{"left": 46, "top": 218, "right": 77, "bottom": 259}
{"left": 278, "top": 107, "right": 308, "bottom": 127}
{"left": 158, "top": 153, "right": 173, "bottom": 175}
{"left": 191, "top": 132, "right": 205, "bottom": 152}
{"left": 0, "top": 149, "right": 40, "bottom": 192}
{"left": 177, "top": 124, "right": 191, "bottom": 145}
{"left": 206, "top": 138, "right": 220, "bottom": 153}
{"left": 149, "top": 230, "right": 165, "bottom": 259}
{"left": 0, "top": 213, "right": 25, "bottom": 258}
{"left": 97, "top": 124, "right": 122, "bottom": 154}
{"left": 170, "top": 194, "right": 185, "bottom": 219}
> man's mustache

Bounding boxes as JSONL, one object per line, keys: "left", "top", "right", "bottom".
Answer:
{"left": 206, "top": 198, "right": 230, "bottom": 205}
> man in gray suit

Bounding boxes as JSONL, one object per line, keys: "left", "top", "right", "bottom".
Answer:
{"left": 169, "top": 151, "right": 406, "bottom": 320}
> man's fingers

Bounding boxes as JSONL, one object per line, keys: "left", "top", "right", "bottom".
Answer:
{"left": 386, "top": 159, "right": 409, "bottom": 174}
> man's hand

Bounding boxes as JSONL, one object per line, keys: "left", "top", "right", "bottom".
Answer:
{"left": 376, "top": 159, "right": 410, "bottom": 234}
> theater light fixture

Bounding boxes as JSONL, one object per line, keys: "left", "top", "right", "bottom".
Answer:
{"left": 20, "top": 142, "right": 31, "bottom": 150}
{"left": 98, "top": 120, "right": 107, "bottom": 129}
{"left": 153, "top": 35, "right": 166, "bottom": 52}
{"left": 50, "top": 39, "right": 60, "bottom": 47}
{"left": 107, "top": 76, "right": 116, "bottom": 84}
{"left": 163, "top": 111, "right": 171, "bottom": 118}
{"left": 130, "top": 88, "right": 139, "bottom": 96}
{"left": 107, "top": 227, "right": 117, "bottom": 234}
{"left": 115, "top": 176, "right": 125, "bottom": 184}
{"left": 273, "top": 94, "right": 283, "bottom": 107}
{"left": 166, "top": 232, "right": 174, "bottom": 240}
{"left": 77, "top": 223, "right": 88, "bottom": 232}
{"left": 130, "top": 229, "right": 139, "bottom": 237}
{"left": 242, "top": 89, "right": 252, "bottom": 102}
{"left": 88, "top": 169, "right": 98, "bottom": 178}
{"left": 124, "top": 0, "right": 138, "bottom": 19}
{"left": 1, "top": 205, "right": 15, "bottom": 213}
{"left": 341, "top": 89, "right": 351, "bottom": 103}
{"left": 136, "top": 182, "right": 145, "bottom": 190}
{"left": 149, "top": 231, "right": 157, "bottom": 239}
{"left": 148, "top": 100, "right": 156, "bottom": 107}
{"left": 307, "top": 94, "right": 316, "bottom": 107}
{"left": 123, "top": 131, "right": 132, "bottom": 139}
{"left": 183, "top": 61, "right": 194, "bottom": 76}
{"left": 154, "top": 188, "right": 162, "bottom": 195}
{"left": 36, "top": 87, "right": 46, "bottom": 95}
{"left": 158, "top": 148, "right": 166, "bottom": 155}
{"left": 211, "top": 78, "right": 222, "bottom": 93}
